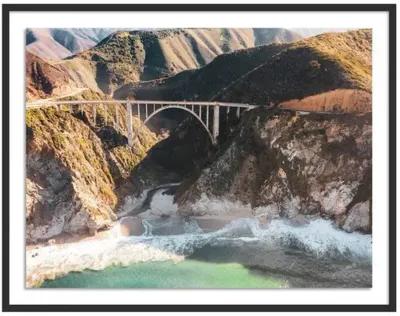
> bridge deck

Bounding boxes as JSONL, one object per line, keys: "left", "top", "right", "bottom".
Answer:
{"left": 26, "top": 100, "right": 258, "bottom": 109}
{"left": 24, "top": 99, "right": 352, "bottom": 147}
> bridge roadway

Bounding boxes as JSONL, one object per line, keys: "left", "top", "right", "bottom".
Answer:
{"left": 26, "top": 100, "right": 259, "bottom": 145}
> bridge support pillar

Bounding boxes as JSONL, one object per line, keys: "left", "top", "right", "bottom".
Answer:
{"left": 212, "top": 105, "right": 219, "bottom": 144}
{"left": 126, "top": 102, "right": 134, "bottom": 147}
{"left": 206, "top": 106, "right": 209, "bottom": 128}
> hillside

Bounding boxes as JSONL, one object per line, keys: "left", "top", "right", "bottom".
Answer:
{"left": 218, "top": 29, "right": 371, "bottom": 108}
{"left": 26, "top": 28, "right": 120, "bottom": 60}
{"left": 118, "top": 29, "right": 371, "bottom": 113}
{"left": 25, "top": 26, "right": 373, "bottom": 290}
{"left": 114, "top": 43, "right": 290, "bottom": 100}
{"left": 70, "top": 28, "right": 301, "bottom": 94}
{"left": 26, "top": 52, "right": 101, "bottom": 101}
{"left": 26, "top": 52, "right": 79, "bottom": 100}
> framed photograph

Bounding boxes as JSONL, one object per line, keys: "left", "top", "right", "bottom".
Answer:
{"left": 2, "top": 2, "right": 396, "bottom": 312}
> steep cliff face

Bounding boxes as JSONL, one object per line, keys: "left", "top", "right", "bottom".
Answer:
{"left": 178, "top": 108, "right": 372, "bottom": 233}
{"left": 26, "top": 102, "right": 158, "bottom": 243}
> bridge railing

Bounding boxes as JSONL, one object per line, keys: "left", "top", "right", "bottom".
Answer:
{"left": 26, "top": 100, "right": 258, "bottom": 109}
{"left": 26, "top": 100, "right": 260, "bottom": 146}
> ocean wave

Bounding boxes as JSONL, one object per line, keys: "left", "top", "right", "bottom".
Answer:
{"left": 214, "top": 218, "right": 372, "bottom": 259}
{"left": 26, "top": 236, "right": 184, "bottom": 288}
{"left": 26, "top": 190, "right": 371, "bottom": 287}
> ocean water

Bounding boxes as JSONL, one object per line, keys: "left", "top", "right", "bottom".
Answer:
{"left": 41, "top": 260, "right": 285, "bottom": 288}
{"left": 29, "top": 187, "right": 372, "bottom": 288}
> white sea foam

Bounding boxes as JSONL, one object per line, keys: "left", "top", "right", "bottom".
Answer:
{"left": 26, "top": 236, "right": 184, "bottom": 288}
{"left": 217, "top": 218, "right": 372, "bottom": 259}
{"left": 265, "top": 218, "right": 372, "bottom": 259}
{"left": 26, "top": 191, "right": 372, "bottom": 287}
{"left": 187, "top": 196, "right": 371, "bottom": 259}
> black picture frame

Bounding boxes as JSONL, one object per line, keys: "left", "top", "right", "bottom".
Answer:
{"left": 2, "top": 3, "right": 396, "bottom": 312}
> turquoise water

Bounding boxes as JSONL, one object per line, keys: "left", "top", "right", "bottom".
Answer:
{"left": 41, "top": 260, "right": 285, "bottom": 288}
{"left": 32, "top": 189, "right": 372, "bottom": 289}
{"left": 36, "top": 216, "right": 372, "bottom": 288}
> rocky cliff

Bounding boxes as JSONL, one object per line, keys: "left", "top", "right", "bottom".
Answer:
{"left": 178, "top": 108, "right": 372, "bottom": 233}
{"left": 25, "top": 28, "right": 372, "bottom": 242}
{"left": 26, "top": 94, "right": 158, "bottom": 243}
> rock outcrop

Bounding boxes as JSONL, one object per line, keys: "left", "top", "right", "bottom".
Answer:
{"left": 178, "top": 108, "right": 372, "bottom": 233}
{"left": 26, "top": 100, "right": 158, "bottom": 243}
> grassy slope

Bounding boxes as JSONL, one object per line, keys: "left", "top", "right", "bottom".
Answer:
{"left": 72, "top": 29, "right": 258, "bottom": 94}
{"left": 218, "top": 29, "right": 371, "bottom": 105}
{"left": 68, "top": 28, "right": 301, "bottom": 95}
{"left": 28, "top": 28, "right": 302, "bottom": 98}
{"left": 114, "top": 43, "right": 290, "bottom": 100}
{"left": 117, "top": 29, "right": 371, "bottom": 108}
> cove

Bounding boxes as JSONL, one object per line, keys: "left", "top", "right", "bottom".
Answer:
{"left": 41, "top": 260, "right": 285, "bottom": 288}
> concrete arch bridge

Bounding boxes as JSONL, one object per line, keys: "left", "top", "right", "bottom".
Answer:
{"left": 26, "top": 100, "right": 259, "bottom": 145}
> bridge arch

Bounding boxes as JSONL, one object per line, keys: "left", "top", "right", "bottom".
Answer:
{"left": 143, "top": 105, "right": 215, "bottom": 144}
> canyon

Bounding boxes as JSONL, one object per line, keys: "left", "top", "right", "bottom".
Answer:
{"left": 25, "top": 28, "right": 373, "bottom": 288}
{"left": 26, "top": 28, "right": 372, "bottom": 241}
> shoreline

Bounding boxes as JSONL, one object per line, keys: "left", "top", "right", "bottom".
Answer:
{"left": 26, "top": 212, "right": 372, "bottom": 288}
{"left": 25, "top": 212, "right": 255, "bottom": 287}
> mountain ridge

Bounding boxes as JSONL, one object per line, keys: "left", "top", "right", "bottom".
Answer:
{"left": 26, "top": 28, "right": 122, "bottom": 60}
{"left": 27, "top": 28, "right": 302, "bottom": 97}
{"left": 116, "top": 29, "right": 371, "bottom": 113}
{"left": 71, "top": 28, "right": 302, "bottom": 94}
